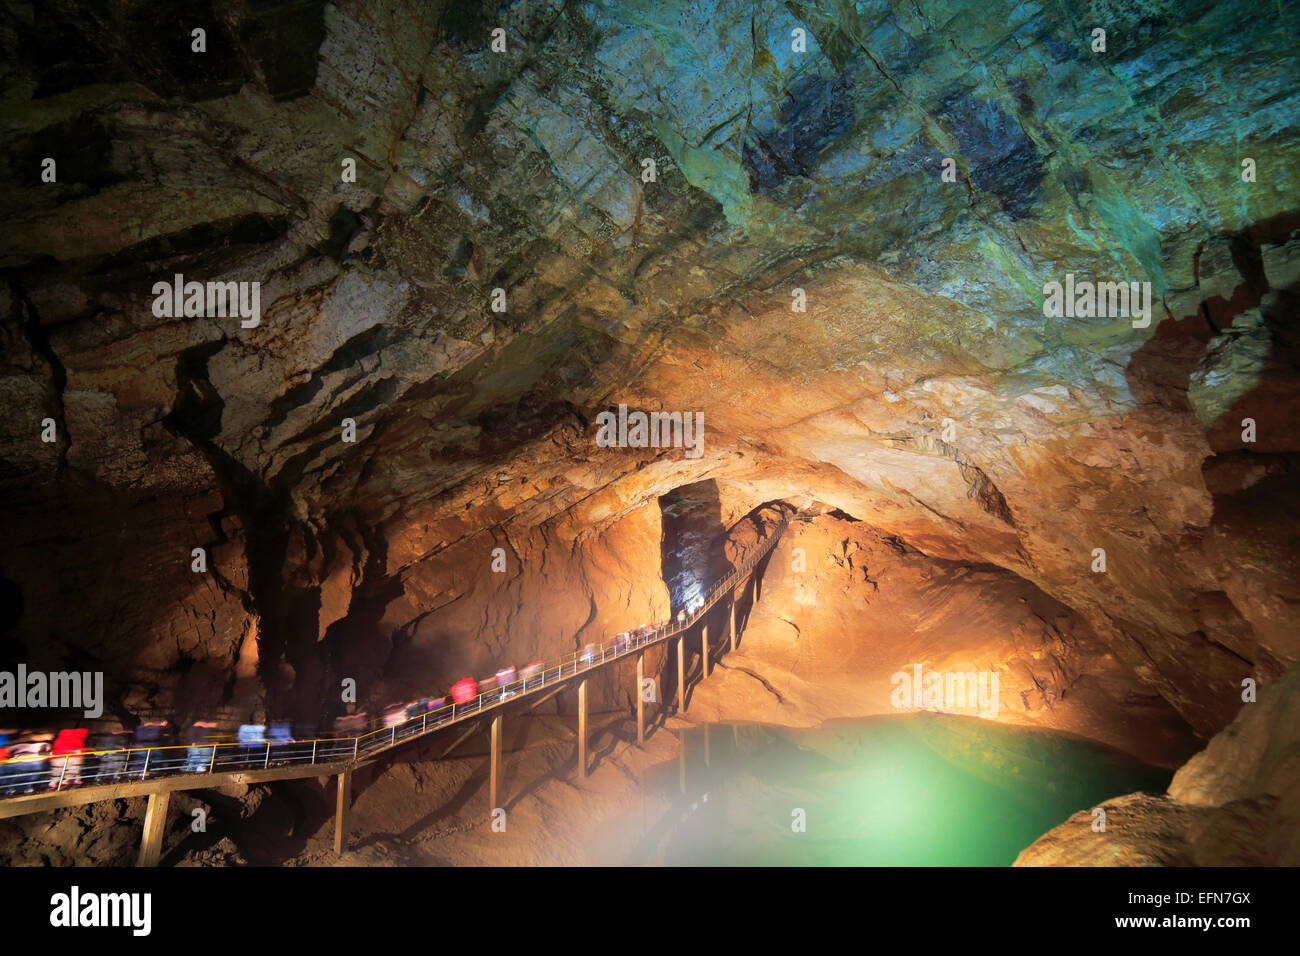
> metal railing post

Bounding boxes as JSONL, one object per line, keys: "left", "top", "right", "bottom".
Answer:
{"left": 209, "top": 744, "right": 217, "bottom": 774}
{"left": 141, "top": 748, "right": 151, "bottom": 780}
{"left": 56, "top": 758, "right": 68, "bottom": 792}
{"left": 353, "top": 737, "right": 359, "bottom": 759}
{"left": 264, "top": 743, "right": 271, "bottom": 769}
{"left": 311, "top": 740, "right": 318, "bottom": 764}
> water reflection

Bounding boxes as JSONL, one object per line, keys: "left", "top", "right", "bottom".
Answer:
{"left": 633, "top": 714, "right": 1172, "bottom": 866}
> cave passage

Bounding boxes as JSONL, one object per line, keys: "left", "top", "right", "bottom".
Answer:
{"left": 657, "top": 480, "right": 735, "bottom": 614}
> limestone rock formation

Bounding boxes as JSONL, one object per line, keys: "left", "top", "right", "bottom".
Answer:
{"left": 1014, "top": 659, "right": 1300, "bottom": 866}
{"left": 0, "top": 1, "right": 1297, "bottom": 766}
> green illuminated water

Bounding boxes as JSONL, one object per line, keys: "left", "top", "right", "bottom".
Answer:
{"left": 644, "top": 714, "right": 1172, "bottom": 866}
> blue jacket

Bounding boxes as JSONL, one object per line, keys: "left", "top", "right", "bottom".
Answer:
{"left": 237, "top": 724, "right": 267, "bottom": 744}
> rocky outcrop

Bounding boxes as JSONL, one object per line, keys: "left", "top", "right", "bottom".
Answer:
{"left": 1014, "top": 658, "right": 1300, "bottom": 866}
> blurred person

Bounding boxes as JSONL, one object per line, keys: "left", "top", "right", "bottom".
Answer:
{"left": 236, "top": 723, "right": 267, "bottom": 766}
{"left": 9, "top": 733, "right": 52, "bottom": 793}
{"left": 451, "top": 677, "right": 477, "bottom": 705}
{"left": 519, "top": 661, "right": 543, "bottom": 685}
{"left": 406, "top": 698, "right": 445, "bottom": 726}
{"left": 266, "top": 720, "right": 295, "bottom": 766}
{"left": 50, "top": 728, "right": 89, "bottom": 787}
{"left": 183, "top": 721, "right": 219, "bottom": 773}
{"left": 0, "top": 732, "right": 13, "bottom": 793}
{"left": 126, "top": 721, "right": 171, "bottom": 777}
{"left": 88, "top": 729, "right": 131, "bottom": 783}
{"left": 333, "top": 711, "right": 367, "bottom": 736}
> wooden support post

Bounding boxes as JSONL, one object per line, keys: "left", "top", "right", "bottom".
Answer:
{"left": 334, "top": 767, "right": 352, "bottom": 856}
{"left": 136, "top": 791, "right": 170, "bottom": 867}
{"left": 701, "top": 624, "right": 710, "bottom": 679}
{"left": 577, "top": 678, "right": 588, "bottom": 779}
{"left": 677, "top": 636, "right": 686, "bottom": 713}
{"left": 729, "top": 599, "right": 737, "bottom": 652}
{"left": 635, "top": 652, "right": 645, "bottom": 745}
{"left": 489, "top": 713, "right": 502, "bottom": 811}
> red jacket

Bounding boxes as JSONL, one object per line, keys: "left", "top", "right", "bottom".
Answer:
{"left": 52, "top": 729, "right": 89, "bottom": 756}
{"left": 451, "top": 678, "right": 477, "bottom": 703}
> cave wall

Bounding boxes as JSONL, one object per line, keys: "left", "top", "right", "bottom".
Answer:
{"left": 687, "top": 510, "right": 1201, "bottom": 766}
{"left": 332, "top": 497, "right": 673, "bottom": 716}
{"left": 0, "top": 0, "right": 1297, "bottom": 735}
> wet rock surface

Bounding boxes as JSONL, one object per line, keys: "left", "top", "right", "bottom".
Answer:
{"left": 1015, "top": 659, "right": 1300, "bottom": 866}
